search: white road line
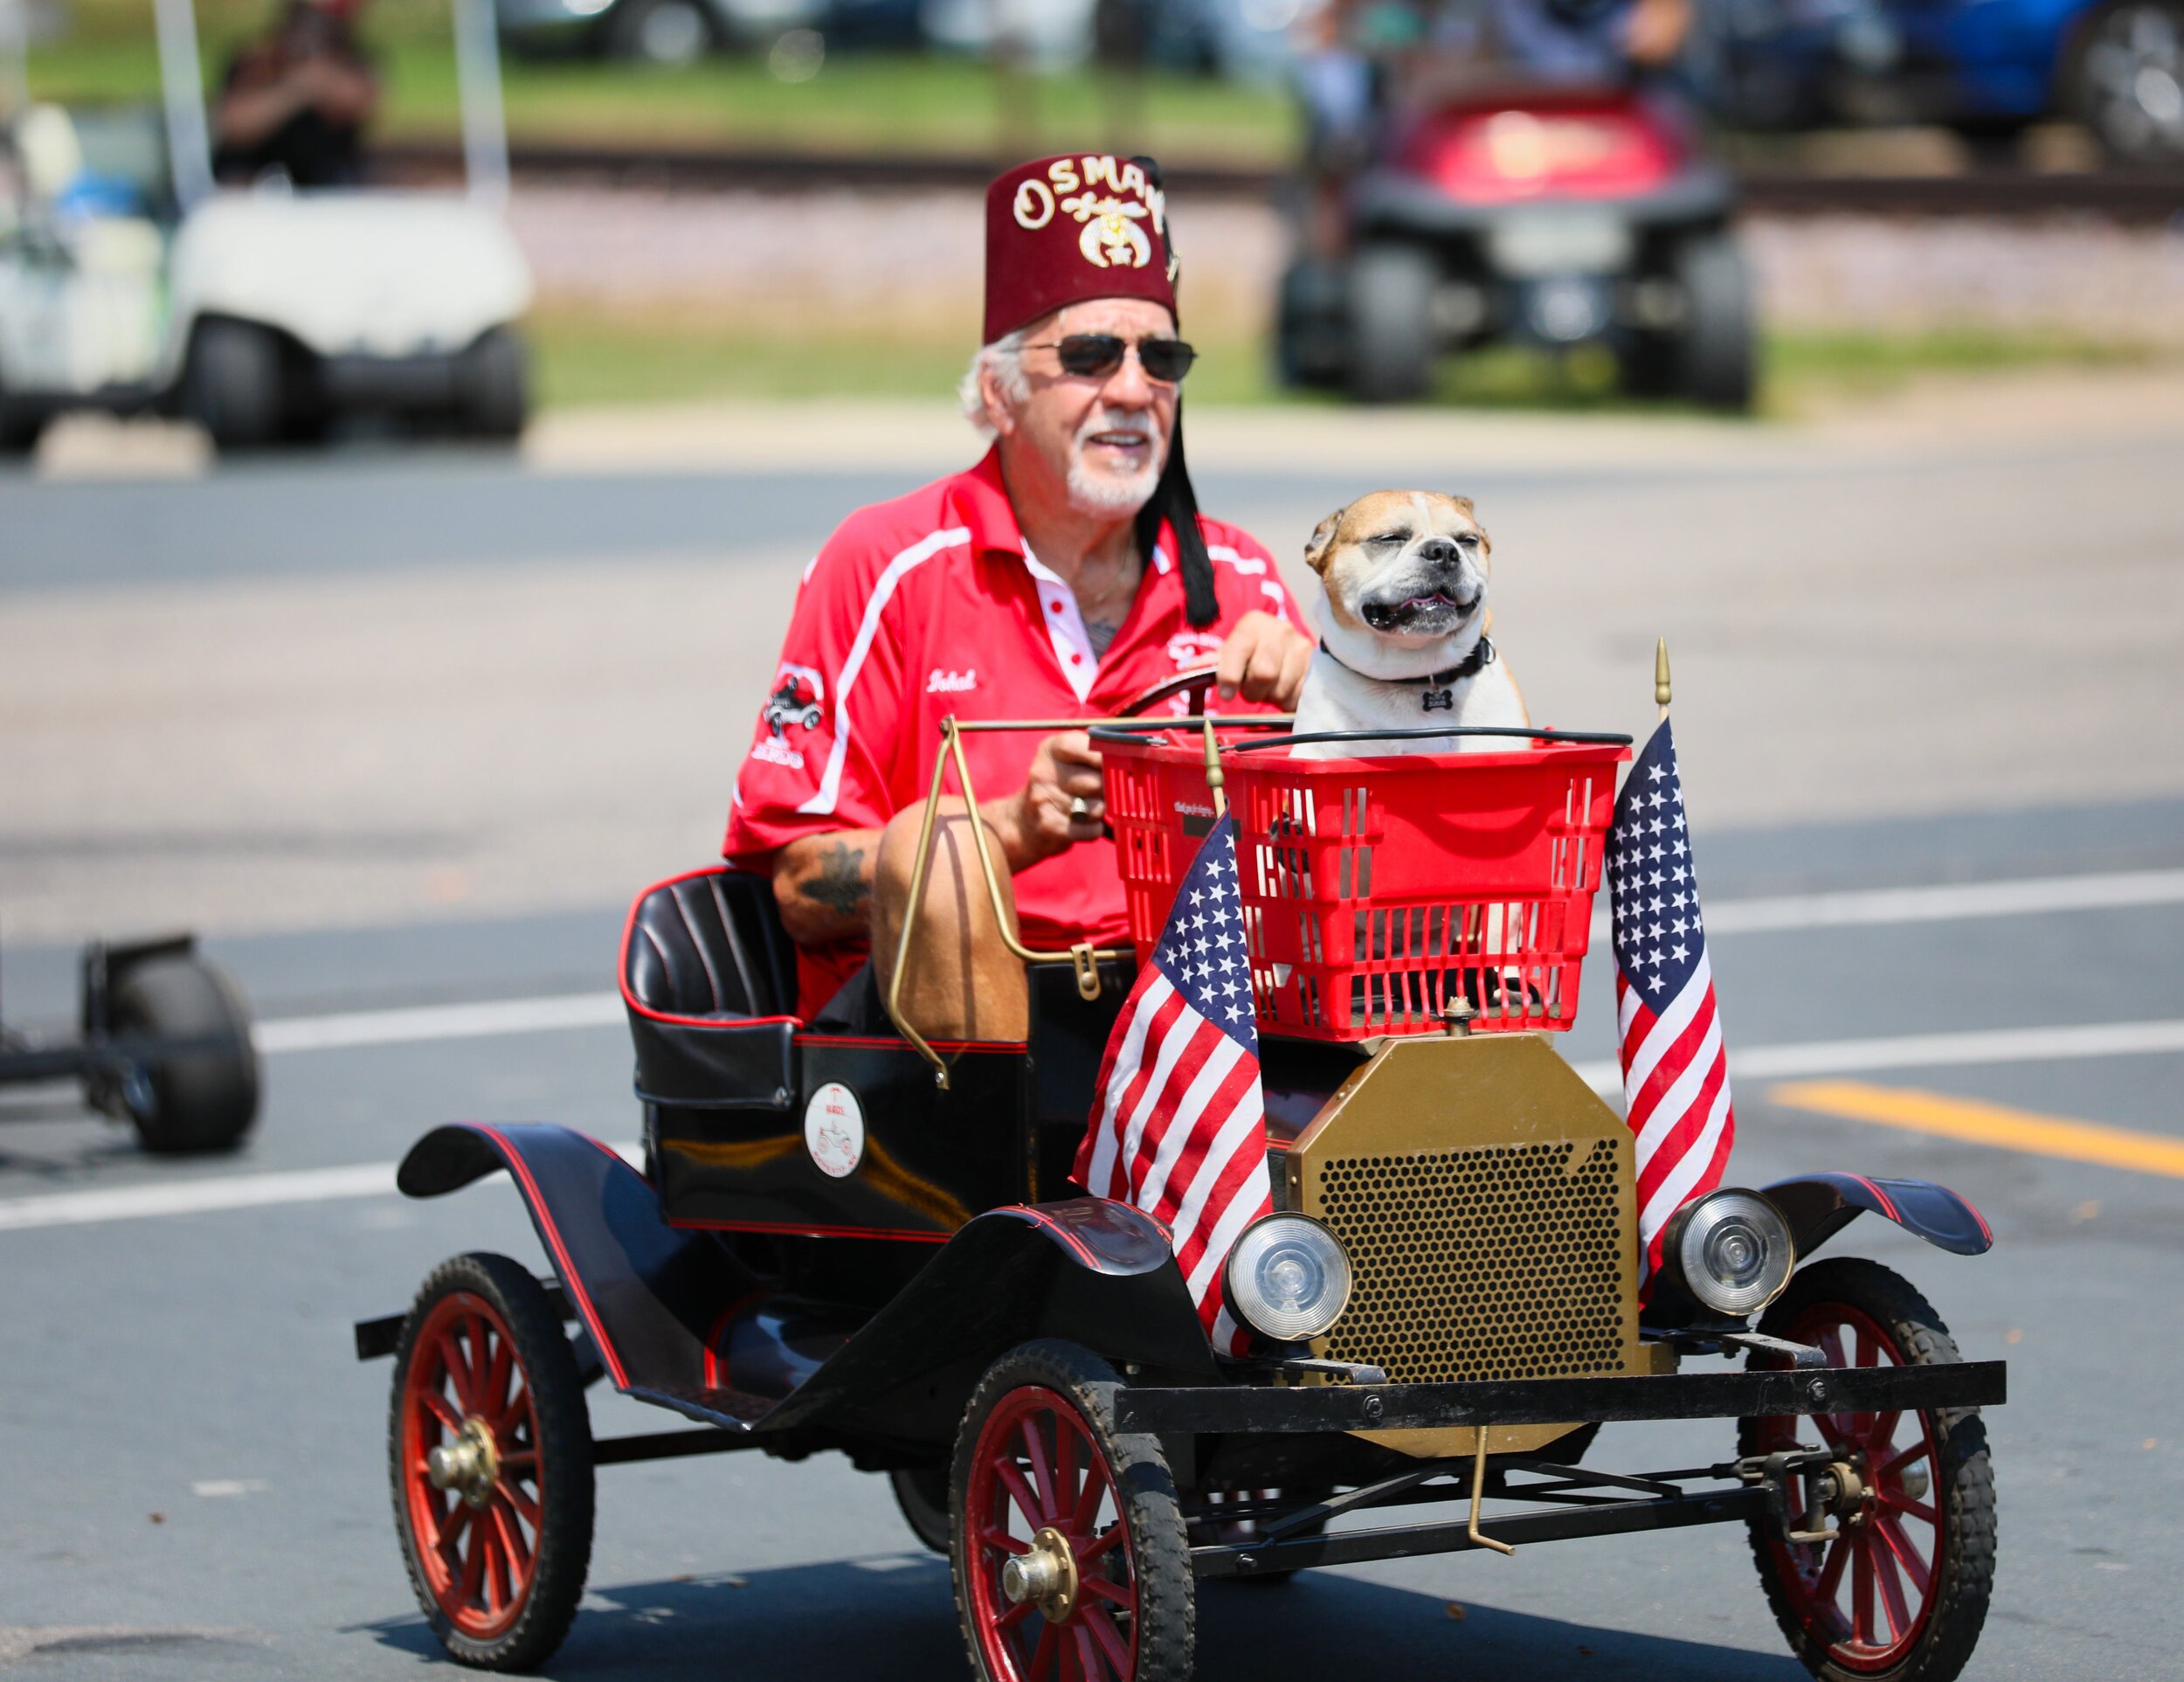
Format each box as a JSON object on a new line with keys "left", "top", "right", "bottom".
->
{"left": 1568, "top": 1018, "right": 2184, "bottom": 1096}
{"left": 0, "top": 1141, "right": 646, "bottom": 1235}
{"left": 252, "top": 991, "right": 623, "bottom": 1054}
{"left": 1591, "top": 866, "right": 2184, "bottom": 942}
{"left": 238, "top": 870, "right": 2184, "bottom": 1063}
{"left": 4, "top": 1022, "right": 2180, "bottom": 1235}
{"left": 0, "top": 1162, "right": 396, "bottom": 1232}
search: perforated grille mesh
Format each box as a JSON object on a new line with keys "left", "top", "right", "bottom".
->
{"left": 1312, "top": 1138, "right": 1631, "bottom": 1383}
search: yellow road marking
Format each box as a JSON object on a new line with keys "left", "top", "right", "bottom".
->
{"left": 1768, "top": 1080, "right": 2184, "bottom": 1181}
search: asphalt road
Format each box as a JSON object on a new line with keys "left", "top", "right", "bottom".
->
{"left": 2, "top": 419, "right": 2181, "bottom": 1679}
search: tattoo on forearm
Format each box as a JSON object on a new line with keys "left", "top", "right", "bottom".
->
{"left": 1087, "top": 618, "right": 1120, "bottom": 656}
{"left": 798, "top": 842, "right": 871, "bottom": 916}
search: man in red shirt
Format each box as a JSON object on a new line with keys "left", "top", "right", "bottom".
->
{"left": 724, "top": 154, "right": 1314, "bottom": 1020}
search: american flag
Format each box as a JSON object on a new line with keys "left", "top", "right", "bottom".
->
{"left": 1607, "top": 720, "right": 1736, "bottom": 1281}
{"left": 1075, "top": 815, "right": 1272, "bottom": 1355}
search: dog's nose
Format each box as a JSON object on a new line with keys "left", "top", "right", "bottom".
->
{"left": 1417, "top": 536, "right": 1460, "bottom": 567}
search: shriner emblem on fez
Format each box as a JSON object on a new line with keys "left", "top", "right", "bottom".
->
{"left": 1064, "top": 193, "right": 1151, "bottom": 269}
{"left": 1010, "top": 156, "right": 1163, "bottom": 273}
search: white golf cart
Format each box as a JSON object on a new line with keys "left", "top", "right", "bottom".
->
{"left": 0, "top": 0, "right": 531, "bottom": 453}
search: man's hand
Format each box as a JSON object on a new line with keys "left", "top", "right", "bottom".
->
{"left": 1213, "top": 610, "right": 1314, "bottom": 709}
{"left": 980, "top": 730, "right": 1105, "bottom": 871}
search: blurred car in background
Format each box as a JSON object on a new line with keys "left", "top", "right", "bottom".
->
{"left": 497, "top": 0, "right": 921, "bottom": 66}
{"left": 1280, "top": 85, "right": 1757, "bottom": 408}
{"left": 1, "top": 0, "right": 534, "bottom": 453}
{"left": 1697, "top": 0, "right": 2184, "bottom": 164}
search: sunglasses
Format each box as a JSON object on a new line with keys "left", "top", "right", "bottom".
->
{"left": 1028, "top": 333, "right": 1199, "bottom": 384}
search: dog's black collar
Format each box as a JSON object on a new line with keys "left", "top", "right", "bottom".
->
{"left": 1317, "top": 634, "right": 1495, "bottom": 713}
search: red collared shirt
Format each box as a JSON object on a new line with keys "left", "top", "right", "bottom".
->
{"left": 723, "top": 446, "right": 1309, "bottom": 1016}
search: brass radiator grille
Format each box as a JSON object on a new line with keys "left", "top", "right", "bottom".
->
{"left": 1310, "top": 1138, "right": 1630, "bottom": 1384}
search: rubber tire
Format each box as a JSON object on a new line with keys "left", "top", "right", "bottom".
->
{"left": 1615, "top": 329, "right": 1680, "bottom": 400}
{"left": 1275, "top": 256, "right": 1348, "bottom": 391}
{"left": 1738, "top": 1258, "right": 1997, "bottom": 1682}
{"left": 950, "top": 1339, "right": 1194, "bottom": 1682}
{"left": 1672, "top": 232, "right": 1758, "bottom": 412}
{"left": 605, "top": 0, "right": 714, "bottom": 64}
{"left": 891, "top": 1467, "right": 953, "bottom": 1555}
{"left": 112, "top": 956, "right": 259, "bottom": 1154}
{"left": 458, "top": 329, "right": 530, "bottom": 440}
{"left": 184, "top": 320, "right": 287, "bottom": 451}
{"left": 390, "top": 1253, "right": 596, "bottom": 1672}
{"left": 1345, "top": 243, "right": 1440, "bottom": 405}
{"left": 2066, "top": 0, "right": 2184, "bottom": 166}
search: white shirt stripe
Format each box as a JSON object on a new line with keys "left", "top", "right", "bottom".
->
{"left": 796, "top": 526, "right": 969, "bottom": 816}
{"left": 1022, "top": 545, "right": 1098, "bottom": 703}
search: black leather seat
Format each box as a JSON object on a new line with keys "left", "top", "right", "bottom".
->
{"left": 624, "top": 868, "right": 796, "bottom": 1023}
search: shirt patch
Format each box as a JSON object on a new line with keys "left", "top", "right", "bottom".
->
{"left": 750, "top": 737, "right": 806, "bottom": 771}
{"left": 1166, "top": 631, "right": 1222, "bottom": 669}
{"left": 926, "top": 668, "right": 978, "bottom": 695}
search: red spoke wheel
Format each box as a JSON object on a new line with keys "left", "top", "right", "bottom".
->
{"left": 950, "top": 1340, "right": 1193, "bottom": 1682}
{"left": 1739, "top": 1258, "right": 1996, "bottom": 1682}
{"left": 390, "top": 1252, "right": 594, "bottom": 1672}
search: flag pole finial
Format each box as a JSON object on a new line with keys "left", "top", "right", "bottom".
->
{"left": 1201, "top": 718, "right": 1227, "bottom": 818}
{"left": 1654, "top": 638, "right": 1672, "bottom": 721}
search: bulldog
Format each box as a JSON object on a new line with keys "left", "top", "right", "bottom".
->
{"left": 1291, "top": 490, "right": 1528, "bottom": 757}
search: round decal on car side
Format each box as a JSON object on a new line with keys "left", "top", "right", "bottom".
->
{"left": 804, "top": 1082, "right": 865, "bottom": 1179}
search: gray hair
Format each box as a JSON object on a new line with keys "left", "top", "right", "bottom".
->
{"left": 957, "top": 325, "right": 1033, "bottom": 435}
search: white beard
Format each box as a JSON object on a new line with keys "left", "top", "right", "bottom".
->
{"left": 1064, "top": 410, "right": 1164, "bottom": 516}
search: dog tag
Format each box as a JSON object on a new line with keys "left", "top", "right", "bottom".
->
{"left": 1422, "top": 689, "right": 1455, "bottom": 712}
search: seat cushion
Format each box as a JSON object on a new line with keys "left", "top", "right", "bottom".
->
{"left": 624, "top": 868, "right": 795, "bottom": 1023}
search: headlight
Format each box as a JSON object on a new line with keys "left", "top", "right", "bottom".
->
{"left": 1224, "top": 1215, "right": 1353, "bottom": 1342}
{"left": 1662, "top": 1189, "right": 1795, "bottom": 1317}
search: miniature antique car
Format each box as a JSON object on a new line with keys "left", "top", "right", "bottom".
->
{"left": 358, "top": 699, "right": 2002, "bottom": 1681}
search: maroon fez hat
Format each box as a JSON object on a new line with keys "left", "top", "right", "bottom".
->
{"left": 982, "top": 154, "right": 1217, "bottom": 629}
{"left": 983, "top": 153, "right": 1179, "bottom": 343}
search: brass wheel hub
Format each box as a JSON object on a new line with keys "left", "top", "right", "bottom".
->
{"left": 426, "top": 1416, "right": 501, "bottom": 1510}
{"left": 999, "top": 1526, "right": 1080, "bottom": 1624}
{"left": 1818, "top": 1458, "right": 1870, "bottom": 1528}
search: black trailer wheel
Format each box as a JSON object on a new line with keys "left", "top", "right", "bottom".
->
{"left": 1345, "top": 243, "right": 1439, "bottom": 404}
{"left": 1738, "top": 1258, "right": 1995, "bottom": 1682}
{"left": 1671, "top": 232, "right": 1758, "bottom": 412}
{"left": 112, "top": 956, "right": 259, "bottom": 1154}
{"left": 2069, "top": 0, "right": 2184, "bottom": 165}
{"left": 184, "top": 319, "right": 288, "bottom": 451}
{"left": 458, "top": 329, "right": 530, "bottom": 440}
{"left": 1275, "top": 257, "right": 1349, "bottom": 390}
{"left": 390, "top": 1252, "right": 595, "bottom": 1672}
{"left": 950, "top": 1339, "right": 1193, "bottom": 1682}
{"left": 891, "top": 1467, "right": 953, "bottom": 1555}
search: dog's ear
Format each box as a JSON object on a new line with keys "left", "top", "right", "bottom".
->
{"left": 1303, "top": 507, "right": 1346, "bottom": 575}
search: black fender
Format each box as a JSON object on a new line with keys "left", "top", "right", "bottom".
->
{"left": 1765, "top": 1172, "right": 1994, "bottom": 1261}
{"left": 757, "top": 1198, "right": 1217, "bottom": 1434}
{"left": 397, "top": 1123, "right": 759, "bottom": 1423}
{"left": 397, "top": 1125, "right": 1213, "bottom": 1437}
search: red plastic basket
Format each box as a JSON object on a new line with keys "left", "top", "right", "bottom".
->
{"left": 1102, "top": 733, "right": 1227, "bottom": 951}
{"left": 1226, "top": 741, "right": 1629, "bottom": 1040}
{"left": 1105, "top": 732, "right": 1629, "bottom": 1040}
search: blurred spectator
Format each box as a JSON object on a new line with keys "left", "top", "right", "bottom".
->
{"left": 1296, "top": 0, "right": 1690, "bottom": 169}
{"left": 211, "top": 0, "right": 380, "bottom": 188}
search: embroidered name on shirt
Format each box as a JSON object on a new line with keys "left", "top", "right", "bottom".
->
{"left": 926, "top": 668, "right": 978, "bottom": 694}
